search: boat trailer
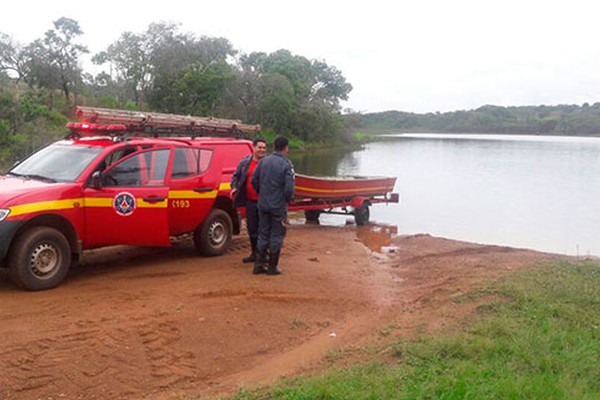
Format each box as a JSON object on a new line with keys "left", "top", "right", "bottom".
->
{"left": 289, "top": 192, "right": 399, "bottom": 225}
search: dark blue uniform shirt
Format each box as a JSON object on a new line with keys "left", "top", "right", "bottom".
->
{"left": 251, "top": 152, "right": 295, "bottom": 212}
{"left": 231, "top": 155, "right": 252, "bottom": 207}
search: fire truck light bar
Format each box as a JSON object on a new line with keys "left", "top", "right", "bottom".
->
{"left": 66, "top": 122, "right": 127, "bottom": 135}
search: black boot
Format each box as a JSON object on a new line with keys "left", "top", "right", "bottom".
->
{"left": 266, "top": 250, "right": 282, "bottom": 275}
{"left": 252, "top": 252, "right": 267, "bottom": 274}
{"left": 243, "top": 252, "right": 256, "bottom": 263}
{"left": 243, "top": 238, "right": 257, "bottom": 263}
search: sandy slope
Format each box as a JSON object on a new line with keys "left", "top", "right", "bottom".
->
{"left": 0, "top": 223, "right": 564, "bottom": 400}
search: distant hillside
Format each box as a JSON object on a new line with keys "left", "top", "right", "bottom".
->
{"left": 352, "top": 104, "right": 600, "bottom": 135}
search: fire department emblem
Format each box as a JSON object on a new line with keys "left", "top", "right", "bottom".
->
{"left": 113, "top": 192, "right": 136, "bottom": 216}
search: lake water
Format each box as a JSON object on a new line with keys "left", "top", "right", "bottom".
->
{"left": 290, "top": 134, "right": 600, "bottom": 256}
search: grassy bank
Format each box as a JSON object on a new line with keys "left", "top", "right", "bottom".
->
{"left": 225, "top": 261, "right": 600, "bottom": 399}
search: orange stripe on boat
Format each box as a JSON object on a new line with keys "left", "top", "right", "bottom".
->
{"left": 295, "top": 186, "right": 392, "bottom": 193}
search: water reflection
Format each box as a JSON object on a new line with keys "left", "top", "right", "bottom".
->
{"left": 356, "top": 223, "right": 398, "bottom": 252}
{"left": 288, "top": 208, "right": 399, "bottom": 253}
{"left": 289, "top": 147, "right": 359, "bottom": 176}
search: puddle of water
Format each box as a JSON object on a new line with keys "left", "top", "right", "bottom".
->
{"left": 289, "top": 211, "right": 398, "bottom": 253}
{"left": 356, "top": 224, "right": 398, "bottom": 252}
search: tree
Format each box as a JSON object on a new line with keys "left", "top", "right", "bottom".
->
{"left": 0, "top": 33, "right": 30, "bottom": 84}
{"left": 222, "top": 52, "right": 268, "bottom": 122}
{"left": 256, "top": 73, "right": 297, "bottom": 134}
{"left": 146, "top": 26, "right": 236, "bottom": 114}
{"left": 25, "top": 18, "right": 88, "bottom": 103}
{"left": 228, "top": 49, "right": 352, "bottom": 140}
{"left": 95, "top": 22, "right": 237, "bottom": 114}
{"left": 92, "top": 31, "right": 153, "bottom": 106}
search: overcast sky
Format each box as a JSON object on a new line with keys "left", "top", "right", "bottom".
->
{"left": 2, "top": 0, "right": 599, "bottom": 113}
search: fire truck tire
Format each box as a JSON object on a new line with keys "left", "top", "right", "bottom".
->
{"left": 194, "top": 209, "right": 233, "bottom": 256}
{"left": 304, "top": 210, "right": 321, "bottom": 223}
{"left": 8, "top": 227, "right": 71, "bottom": 291}
{"left": 354, "top": 203, "right": 370, "bottom": 226}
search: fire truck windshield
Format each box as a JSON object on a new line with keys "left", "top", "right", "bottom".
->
{"left": 9, "top": 143, "right": 103, "bottom": 183}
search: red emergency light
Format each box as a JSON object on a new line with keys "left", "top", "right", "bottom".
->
{"left": 66, "top": 122, "right": 128, "bottom": 137}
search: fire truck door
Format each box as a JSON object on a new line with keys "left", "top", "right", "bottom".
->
{"left": 167, "top": 147, "right": 218, "bottom": 235}
{"left": 83, "top": 148, "right": 171, "bottom": 248}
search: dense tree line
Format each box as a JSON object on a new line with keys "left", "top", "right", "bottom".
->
{"left": 0, "top": 18, "right": 353, "bottom": 168}
{"left": 352, "top": 104, "right": 600, "bottom": 135}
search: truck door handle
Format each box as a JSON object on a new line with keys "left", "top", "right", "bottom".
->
{"left": 194, "top": 187, "right": 213, "bottom": 193}
{"left": 142, "top": 196, "right": 166, "bottom": 203}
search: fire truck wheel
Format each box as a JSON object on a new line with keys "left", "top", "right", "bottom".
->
{"left": 194, "top": 209, "right": 233, "bottom": 256}
{"left": 354, "top": 203, "right": 370, "bottom": 226}
{"left": 304, "top": 210, "right": 321, "bottom": 223}
{"left": 8, "top": 227, "right": 71, "bottom": 291}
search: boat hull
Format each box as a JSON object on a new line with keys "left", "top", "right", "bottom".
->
{"left": 294, "top": 174, "right": 396, "bottom": 199}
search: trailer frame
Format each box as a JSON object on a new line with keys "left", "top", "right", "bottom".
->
{"left": 289, "top": 192, "right": 399, "bottom": 225}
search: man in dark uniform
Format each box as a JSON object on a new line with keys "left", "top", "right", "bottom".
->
{"left": 231, "top": 138, "right": 267, "bottom": 263}
{"left": 251, "top": 136, "right": 295, "bottom": 275}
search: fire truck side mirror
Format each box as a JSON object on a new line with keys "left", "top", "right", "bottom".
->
{"left": 91, "top": 171, "right": 103, "bottom": 189}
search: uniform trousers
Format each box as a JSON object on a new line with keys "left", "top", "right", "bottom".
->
{"left": 257, "top": 209, "right": 287, "bottom": 254}
{"left": 246, "top": 200, "right": 259, "bottom": 245}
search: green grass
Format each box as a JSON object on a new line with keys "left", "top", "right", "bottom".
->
{"left": 353, "top": 131, "right": 373, "bottom": 141}
{"left": 352, "top": 131, "right": 392, "bottom": 143}
{"left": 222, "top": 261, "right": 600, "bottom": 400}
{"left": 258, "top": 130, "right": 306, "bottom": 151}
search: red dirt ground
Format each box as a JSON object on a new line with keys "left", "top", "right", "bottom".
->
{"left": 0, "top": 221, "right": 566, "bottom": 400}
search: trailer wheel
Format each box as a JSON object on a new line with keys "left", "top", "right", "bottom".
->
{"left": 304, "top": 210, "right": 321, "bottom": 223}
{"left": 354, "top": 203, "right": 370, "bottom": 226}
{"left": 194, "top": 209, "right": 233, "bottom": 256}
{"left": 8, "top": 227, "right": 71, "bottom": 291}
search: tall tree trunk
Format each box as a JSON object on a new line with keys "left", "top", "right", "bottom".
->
{"left": 63, "top": 82, "right": 70, "bottom": 102}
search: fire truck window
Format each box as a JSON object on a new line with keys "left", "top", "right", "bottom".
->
{"left": 104, "top": 146, "right": 137, "bottom": 169}
{"left": 104, "top": 149, "right": 169, "bottom": 187}
{"left": 172, "top": 148, "right": 201, "bottom": 178}
{"left": 199, "top": 149, "right": 213, "bottom": 173}
{"left": 12, "top": 143, "right": 103, "bottom": 183}
{"left": 148, "top": 149, "right": 169, "bottom": 183}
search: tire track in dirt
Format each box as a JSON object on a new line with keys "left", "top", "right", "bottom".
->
{"left": 137, "top": 320, "right": 197, "bottom": 388}
{"left": 1, "top": 328, "right": 109, "bottom": 395}
{"left": 192, "top": 289, "right": 333, "bottom": 303}
{"left": 0, "top": 312, "right": 205, "bottom": 397}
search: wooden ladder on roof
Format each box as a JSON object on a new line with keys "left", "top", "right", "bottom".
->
{"left": 75, "top": 106, "right": 261, "bottom": 138}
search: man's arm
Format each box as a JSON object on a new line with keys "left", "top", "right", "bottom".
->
{"left": 231, "top": 156, "right": 250, "bottom": 198}
{"left": 283, "top": 163, "right": 295, "bottom": 202}
{"left": 231, "top": 158, "right": 245, "bottom": 190}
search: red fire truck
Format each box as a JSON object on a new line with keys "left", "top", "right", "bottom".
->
{"left": 0, "top": 107, "right": 259, "bottom": 291}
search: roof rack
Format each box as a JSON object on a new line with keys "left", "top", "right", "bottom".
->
{"left": 70, "top": 106, "right": 261, "bottom": 139}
